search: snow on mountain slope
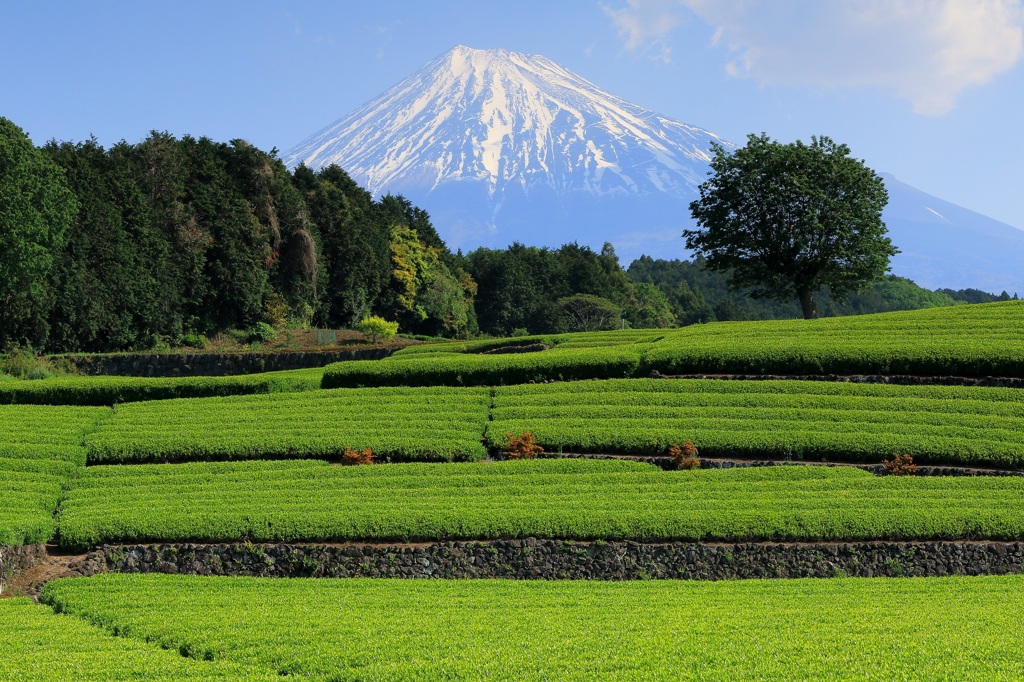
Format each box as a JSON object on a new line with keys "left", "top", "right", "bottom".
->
{"left": 284, "top": 46, "right": 728, "bottom": 199}
{"left": 284, "top": 45, "right": 1024, "bottom": 294}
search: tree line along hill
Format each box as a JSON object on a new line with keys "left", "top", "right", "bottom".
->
{"left": 0, "top": 117, "right": 1014, "bottom": 354}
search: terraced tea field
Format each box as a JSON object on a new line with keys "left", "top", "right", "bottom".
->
{"left": 489, "top": 379, "right": 1024, "bottom": 466}
{"left": 56, "top": 460, "right": 1024, "bottom": 548}
{"left": 324, "top": 300, "right": 1024, "bottom": 387}
{"left": 35, "top": 574, "right": 1024, "bottom": 681}
{"left": 85, "top": 386, "right": 491, "bottom": 463}
{"left": 4, "top": 301, "right": 1024, "bottom": 680}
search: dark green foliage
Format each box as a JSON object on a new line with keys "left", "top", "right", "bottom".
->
{"left": 9, "top": 126, "right": 464, "bottom": 352}
{"left": 686, "top": 134, "right": 897, "bottom": 319}
{"left": 628, "top": 256, "right": 960, "bottom": 324}
{"left": 292, "top": 163, "right": 387, "bottom": 328}
{"left": 40, "top": 134, "right": 306, "bottom": 349}
{"left": 937, "top": 288, "right": 1017, "bottom": 304}
{"left": 0, "top": 118, "right": 77, "bottom": 349}
{"left": 557, "top": 294, "right": 621, "bottom": 332}
{"left": 622, "top": 282, "right": 676, "bottom": 329}
{"left": 462, "top": 241, "right": 645, "bottom": 336}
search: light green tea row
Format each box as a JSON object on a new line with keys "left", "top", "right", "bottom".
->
{"left": 57, "top": 459, "right": 1024, "bottom": 549}
{"left": 0, "top": 458, "right": 75, "bottom": 545}
{"left": 85, "top": 386, "right": 492, "bottom": 463}
{"left": 0, "top": 367, "right": 323, "bottom": 406}
{"left": 323, "top": 300, "right": 1024, "bottom": 387}
{"left": 40, "top": 573, "right": 1024, "bottom": 681}
{"left": 488, "top": 379, "right": 1024, "bottom": 466}
{"left": 0, "top": 598, "right": 276, "bottom": 681}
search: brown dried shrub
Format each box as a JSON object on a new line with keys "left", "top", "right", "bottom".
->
{"left": 341, "top": 447, "right": 374, "bottom": 466}
{"left": 882, "top": 453, "right": 918, "bottom": 476}
{"left": 503, "top": 432, "right": 543, "bottom": 459}
{"left": 669, "top": 441, "right": 700, "bottom": 470}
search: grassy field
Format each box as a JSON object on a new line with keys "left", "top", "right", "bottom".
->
{"left": 57, "top": 460, "right": 1024, "bottom": 548}
{"left": 38, "top": 573, "right": 1024, "bottom": 681}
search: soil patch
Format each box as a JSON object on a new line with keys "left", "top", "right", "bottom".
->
{"left": 2, "top": 546, "right": 91, "bottom": 600}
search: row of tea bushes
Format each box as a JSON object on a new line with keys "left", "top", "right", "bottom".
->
{"left": 487, "top": 379, "right": 1024, "bottom": 466}
{"left": 39, "top": 572, "right": 1024, "bottom": 680}
{"left": 0, "top": 458, "right": 75, "bottom": 545}
{"left": 0, "top": 597, "right": 275, "bottom": 680}
{"left": 322, "top": 344, "right": 645, "bottom": 388}
{"left": 644, "top": 301, "right": 1024, "bottom": 377}
{"left": 322, "top": 301, "right": 1024, "bottom": 388}
{"left": 0, "top": 404, "right": 110, "bottom": 465}
{"left": 0, "top": 368, "right": 324, "bottom": 406}
{"left": 57, "top": 460, "right": 1024, "bottom": 549}
{"left": 84, "top": 387, "right": 492, "bottom": 464}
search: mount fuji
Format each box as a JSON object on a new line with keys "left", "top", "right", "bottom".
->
{"left": 284, "top": 45, "right": 1024, "bottom": 294}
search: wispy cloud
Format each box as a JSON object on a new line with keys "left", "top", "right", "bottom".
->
{"left": 605, "top": 0, "right": 1024, "bottom": 114}
{"left": 602, "top": 0, "right": 685, "bottom": 62}
{"left": 373, "top": 20, "right": 402, "bottom": 60}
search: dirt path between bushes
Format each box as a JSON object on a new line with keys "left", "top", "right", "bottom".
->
{"left": 2, "top": 546, "right": 89, "bottom": 600}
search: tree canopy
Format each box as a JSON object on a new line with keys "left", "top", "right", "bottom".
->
{"left": 685, "top": 134, "right": 898, "bottom": 319}
{"left": 0, "top": 118, "right": 77, "bottom": 348}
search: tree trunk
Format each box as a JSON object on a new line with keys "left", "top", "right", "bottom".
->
{"left": 797, "top": 287, "right": 818, "bottom": 319}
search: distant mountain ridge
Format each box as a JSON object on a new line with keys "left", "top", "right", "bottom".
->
{"left": 285, "top": 45, "right": 1024, "bottom": 295}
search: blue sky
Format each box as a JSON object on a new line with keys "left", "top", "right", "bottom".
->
{"left": 4, "top": 0, "right": 1023, "bottom": 231}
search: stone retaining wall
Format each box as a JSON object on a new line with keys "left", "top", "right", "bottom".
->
{"left": 61, "top": 347, "right": 396, "bottom": 377}
{"left": 85, "top": 539, "right": 1024, "bottom": 581}
{"left": 0, "top": 545, "right": 47, "bottom": 578}
{"left": 548, "top": 453, "right": 1023, "bottom": 476}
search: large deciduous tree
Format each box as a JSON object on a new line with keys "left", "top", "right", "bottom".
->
{"left": 685, "top": 134, "right": 897, "bottom": 319}
{"left": 0, "top": 118, "right": 77, "bottom": 348}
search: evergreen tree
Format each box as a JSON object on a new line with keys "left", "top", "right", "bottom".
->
{"left": 0, "top": 118, "right": 77, "bottom": 348}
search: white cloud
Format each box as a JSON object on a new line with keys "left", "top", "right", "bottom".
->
{"left": 606, "top": 0, "right": 1024, "bottom": 114}
{"left": 602, "top": 0, "right": 686, "bottom": 61}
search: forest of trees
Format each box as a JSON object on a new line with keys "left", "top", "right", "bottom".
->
{"left": 1, "top": 118, "right": 477, "bottom": 351}
{"left": 1, "top": 117, "right": 1013, "bottom": 353}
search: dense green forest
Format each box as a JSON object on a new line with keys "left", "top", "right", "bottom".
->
{"left": 1, "top": 117, "right": 1012, "bottom": 352}
{"left": 2, "top": 118, "right": 477, "bottom": 351}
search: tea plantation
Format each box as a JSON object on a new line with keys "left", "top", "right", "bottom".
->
{"left": 3, "top": 301, "right": 1024, "bottom": 679}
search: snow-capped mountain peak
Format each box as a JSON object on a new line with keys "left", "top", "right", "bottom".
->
{"left": 284, "top": 45, "right": 729, "bottom": 199}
